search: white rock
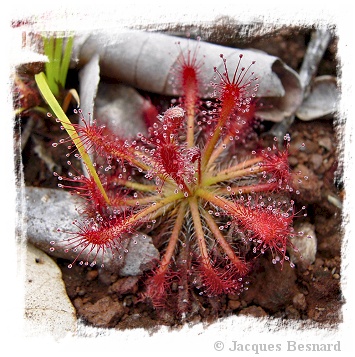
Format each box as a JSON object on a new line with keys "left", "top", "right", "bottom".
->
{"left": 296, "top": 75, "right": 339, "bottom": 121}
{"left": 24, "top": 243, "right": 77, "bottom": 339}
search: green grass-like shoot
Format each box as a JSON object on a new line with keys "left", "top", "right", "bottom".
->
{"left": 42, "top": 34, "right": 74, "bottom": 97}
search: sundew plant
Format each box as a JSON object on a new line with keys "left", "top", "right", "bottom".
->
{"left": 35, "top": 39, "right": 306, "bottom": 314}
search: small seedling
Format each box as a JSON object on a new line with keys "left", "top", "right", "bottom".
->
{"left": 14, "top": 33, "right": 77, "bottom": 117}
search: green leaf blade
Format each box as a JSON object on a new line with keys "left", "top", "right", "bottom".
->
{"left": 34, "top": 72, "right": 110, "bottom": 205}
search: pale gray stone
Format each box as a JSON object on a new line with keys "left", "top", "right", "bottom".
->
{"left": 22, "top": 186, "right": 159, "bottom": 275}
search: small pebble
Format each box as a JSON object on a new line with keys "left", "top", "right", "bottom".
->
{"left": 288, "top": 156, "right": 299, "bottom": 166}
{"left": 238, "top": 305, "right": 267, "bottom": 318}
{"left": 310, "top": 153, "right": 323, "bottom": 170}
{"left": 290, "top": 222, "right": 317, "bottom": 269}
{"left": 292, "top": 292, "right": 307, "bottom": 311}
{"left": 228, "top": 300, "right": 241, "bottom": 310}
{"left": 87, "top": 270, "right": 99, "bottom": 281}
{"left": 318, "top": 136, "right": 332, "bottom": 151}
{"left": 285, "top": 305, "right": 300, "bottom": 319}
{"left": 109, "top": 276, "right": 139, "bottom": 295}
